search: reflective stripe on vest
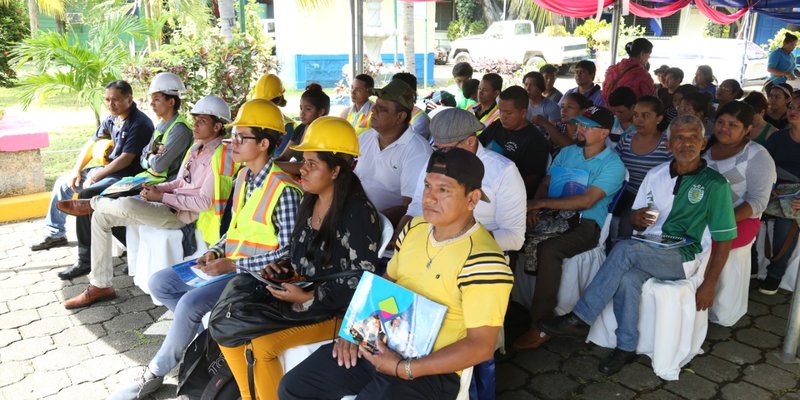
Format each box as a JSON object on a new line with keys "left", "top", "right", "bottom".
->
{"left": 347, "top": 110, "right": 371, "bottom": 135}
{"left": 473, "top": 104, "right": 500, "bottom": 135}
{"left": 224, "top": 163, "right": 301, "bottom": 259}
{"left": 196, "top": 142, "right": 239, "bottom": 245}
{"left": 137, "top": 115, "right": 189, "bottom": 182}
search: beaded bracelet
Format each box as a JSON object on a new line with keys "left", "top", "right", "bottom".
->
{"left": 404, "top": 358, "right": 414, "bottom": 380}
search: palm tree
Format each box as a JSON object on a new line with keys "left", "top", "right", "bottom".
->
{"left": 12, "top": 16, "right": 147, "bottom": 126}
{"left": 0, "top": 0, "right": 64, "bottom": 34}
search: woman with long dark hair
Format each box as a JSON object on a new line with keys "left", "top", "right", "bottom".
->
{"left": 218, "top": 116, "right": 382, "bottom": 400}
{"left": 704, "top": 101, "right": 776, "bottom": 260}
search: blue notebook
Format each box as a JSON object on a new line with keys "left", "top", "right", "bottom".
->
{"left": 172, "top": 259, "right": 235, "bottom": 288}
{"left": 339, "top": 272, "right": 447, "bottom": 359}
{"left": 548, "top": 166, "right": 590, "bottom": 198}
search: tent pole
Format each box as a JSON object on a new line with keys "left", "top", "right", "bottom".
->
{"left": 351, "top": 0, "right": 357, "bottom": 83}
{"left": 609, "top": 0, "right": 621, "bottom": 66}
{"left": 739, "top": 9, "right": 752, "bottom": 85}
{"left": 357, "top": 0, "right": 364, "bottom": 75}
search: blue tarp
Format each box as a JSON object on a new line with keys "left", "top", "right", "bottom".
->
{"left": 707, "top": 0, "right": 800, "bottom": 24}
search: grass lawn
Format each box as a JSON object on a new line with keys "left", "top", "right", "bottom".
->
{"left": 0, "top": 84, "right": 311, "bottom": 190}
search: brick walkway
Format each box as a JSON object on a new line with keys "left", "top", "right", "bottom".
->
{"left": 2, "top": 218, "right": 800, "bottom": 399}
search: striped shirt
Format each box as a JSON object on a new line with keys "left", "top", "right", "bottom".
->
{"left": 208, "top": 161, "right": 300, "bottom": 272}
{"left": 615, "top": 132, "right": 672, "bottom": 194}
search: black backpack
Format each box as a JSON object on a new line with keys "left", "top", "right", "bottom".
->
{"left": 176, "top": 329, "right": 240, "bottom": 400}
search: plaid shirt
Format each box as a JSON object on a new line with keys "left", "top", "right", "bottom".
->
{"left": 209, "top": 161, "right": 300, "bottom": 272}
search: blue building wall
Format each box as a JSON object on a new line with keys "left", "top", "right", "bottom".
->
{"left": 294, "top": 53, "right": 435, "bottom": 89}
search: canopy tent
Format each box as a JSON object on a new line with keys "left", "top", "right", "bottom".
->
{"left": 533, "top": 0, "right": 798, "bottom": 23}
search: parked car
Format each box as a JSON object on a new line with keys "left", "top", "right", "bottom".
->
{"left": 644, "top": 37, "right": 768, "bottom": 86}
{"left": 448, "top": 20, "right": 589, "bottom": 69}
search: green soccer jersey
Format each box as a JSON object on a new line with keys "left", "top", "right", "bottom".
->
{"left": 634, "top": 161, "right": 737, "bottom": 262}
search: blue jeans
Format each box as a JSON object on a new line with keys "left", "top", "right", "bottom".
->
{"left": 44, "top": 167, "right": 118, "bottom": 238}
{"left": 147, "top": 267, "right": 233, "bottom": 376}
{"left": 766, "top": 218, "right": 799, "bottom": 281}
{"left": 573, "top": 240, "right": 686, "bottom": 351}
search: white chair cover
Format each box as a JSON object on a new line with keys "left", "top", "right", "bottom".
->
{"left": 376, "top": 213, "right": 393, "bottom": 259}
{"left": 709, "top": 239, "right": 756, "bottom": 327}
{"left": 586, "top": 249, "right": 711, "bottom": 381}
{"left": 127, "top": 225, "right": 208, "bottom": 304}
{"left": 756, "top": 220, "right": 800, "bottom": 291}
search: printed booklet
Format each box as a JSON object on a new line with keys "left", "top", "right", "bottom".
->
{"left": 339, "top": 272, "right": 447, "bottom": 359}
{"left": 548, "top": 166, "right": 590, "bottom": 198}
{"left": 172, "top": 259, "right": 235, "bottom": 288}
{"left": 100, "top": 176, "right": 149, "bottom": 197}
{"left": 632, "top": 233, "right": 693, "bottom": 249}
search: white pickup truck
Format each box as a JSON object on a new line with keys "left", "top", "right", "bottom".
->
{"left": 448, "top": 20, "right": 588, "bottom": 70}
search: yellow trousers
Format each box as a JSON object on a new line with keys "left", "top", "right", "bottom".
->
{"left": 219, "top": 318, "right": 340, "bottom": 400}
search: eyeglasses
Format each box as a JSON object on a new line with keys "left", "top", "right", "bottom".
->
{"left": 231, "top": 132, "right": 259, "bottom": 145}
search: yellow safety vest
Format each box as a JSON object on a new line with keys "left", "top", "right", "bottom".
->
{"left": 137, "top": 115, "right": 190, "bottom": 183}
{"left": 472, "top": 103, "right": 500, "bottom": 136}
{"left": 410, "top": 108, "right": 426, "bottom": 125}
{"left": 346, "top": 102, "right": 373, "bottom": 136}
{"left": 196, "top": 142, "right": 239, "bottom": 245}
{"left": 224, "top": 163, "right": 301, "bottom": 260}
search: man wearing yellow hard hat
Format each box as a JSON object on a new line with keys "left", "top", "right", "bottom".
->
{"left": 32, "top": 80, "right": 154, "bottom": 280}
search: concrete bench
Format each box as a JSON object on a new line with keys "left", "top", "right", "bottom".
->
{"left": 0, "top": 110, "right": 50, "bottom": 222}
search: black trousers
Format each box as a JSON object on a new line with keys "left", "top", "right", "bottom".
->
{"left": 75, "top": 179, "right": 119, "bottom": 262}
{"left": 278, "top": 343, "right": 460, "bottom": 400}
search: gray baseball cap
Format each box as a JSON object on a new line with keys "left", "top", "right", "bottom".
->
{"left": 430, "top": 107, "right": 484, "bottom": 144}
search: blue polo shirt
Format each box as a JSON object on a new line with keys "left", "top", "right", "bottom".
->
{"left": 549, "top": 144, "right": 625, "bottom": 227}
{"left": 768, "top": 48, "right": 796, "bottom": 85}
{"left": 92, "top": 102, "right": 155, "bottom": 178}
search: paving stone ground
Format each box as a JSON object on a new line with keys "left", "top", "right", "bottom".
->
{"left": 2, "top": 218, "right": 800, "bottom": 399}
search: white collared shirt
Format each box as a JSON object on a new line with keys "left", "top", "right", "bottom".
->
{"left": 406, "top": 143, "right": 527, "bottom": 251}
{"left": 355, "top": 126, "right": 433, "bottom": 212}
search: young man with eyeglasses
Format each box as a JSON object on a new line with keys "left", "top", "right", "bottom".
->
{"left": 108, "top": 99, "right": 301, "bottom": 400}
{"left": 62, "top": 95, "right": 237, "bottom": 309}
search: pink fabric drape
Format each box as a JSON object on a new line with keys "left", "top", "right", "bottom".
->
{"left": 533, "top": 0, "right": 615, "bottom": 18}
{"left": 694, "top": 0, "right": 750, "bottom": 24}
{"left": 533, "top": 0, "right": 749, "bottom": 25}
{"left": 629, "top": 0, "right": 691, "bottom": 18}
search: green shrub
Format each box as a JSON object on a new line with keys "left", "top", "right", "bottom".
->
{"left": 0, "top": 0, "right": 29, "bottom": 87}
{"left": 542, "top": 25, "right": 569, "bottom": 37}
{"left": 447, "top": 19, "right": 487, "bottom": 42}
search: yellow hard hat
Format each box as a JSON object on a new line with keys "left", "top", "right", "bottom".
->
{"left": 91, "top": 139, "right": 113, "bottom": 165}
{"left": 252, "top": 74, "right": 285, "bottom": 101}
{"left": 229, "top": 99, "right": 286, "bottom": 134}
{"left": 291, "top": 116, "right": 359, "bottom": 156}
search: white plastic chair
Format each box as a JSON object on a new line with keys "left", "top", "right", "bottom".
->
{"left": 756, "top": 219, "right": 800, "bottom": 291}
{"left": 709, "top": 238, "right": 756, "bottom": 327}
{"left": 586, "top": 248, "right": 712, "bottom": 381}
{"left": 127, "top": 225, "right": 208, "bottom": 304}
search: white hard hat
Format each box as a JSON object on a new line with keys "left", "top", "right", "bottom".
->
{"left": 191, "top": 95, "right": 232, "bottom": 123}
{"left": 148, "top": 72, "right": 186, "bottom": 96}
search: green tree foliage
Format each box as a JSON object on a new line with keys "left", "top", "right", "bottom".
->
{"left": 574, "top": 19, "right": 645, "bottom": 53}
{"left": 542, "top": 25, "right": 568, "bottom": 37}
{"left": 124, "top": 1, "right": 277, "bottom": 117}
{"left": 0, "top": 0, "right": 29, "bottom": 87}
{"left": 767, "top": 28, "right": 800, "bottom": 52}
{"left": 12, "top": 16, "right": 147, "bottom": 125}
